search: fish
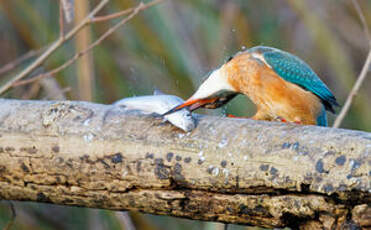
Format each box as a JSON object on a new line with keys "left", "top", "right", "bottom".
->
{"left": 113, "top": 90, "right": 196, "bottom": 132}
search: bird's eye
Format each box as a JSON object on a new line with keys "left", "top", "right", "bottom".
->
{"left": 227, "top": 56, "right": 233, "bottom": 62}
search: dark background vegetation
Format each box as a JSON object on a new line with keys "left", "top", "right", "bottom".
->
{"left": 0, "top": 0, "right": 370, "bottom": 229}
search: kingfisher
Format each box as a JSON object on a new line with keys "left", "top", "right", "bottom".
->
{"left": 163, "top": 46, "right": 338, "bottom": 126}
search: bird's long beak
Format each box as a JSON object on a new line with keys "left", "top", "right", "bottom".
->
{"left": 163, "top": 67, "right": 236, "bottom": 116}
{"left": 162, "top": 97, "right": 218, "bottom": 116}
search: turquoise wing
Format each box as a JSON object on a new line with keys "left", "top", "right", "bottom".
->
{"left": 251, "top": 46, "right": 338, "bottom": 113}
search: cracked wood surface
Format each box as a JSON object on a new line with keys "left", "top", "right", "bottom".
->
{"left": 0, "top": 99, "right": 369, "bottom": 229}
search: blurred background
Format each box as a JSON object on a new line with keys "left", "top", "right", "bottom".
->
{"left": 0, "top": 0, "right": 370, "bottom": 229}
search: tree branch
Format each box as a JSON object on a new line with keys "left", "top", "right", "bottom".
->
{"left": 0, "top": 99, "right": 369, "bottom": 229}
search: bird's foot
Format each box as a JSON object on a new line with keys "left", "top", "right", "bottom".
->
{"left": 275, "top": 116, "right": 302, "bottom": 125}
{"left": 226, "top": 114, "right": 249, "bottom": 119}
{"left": 226, "top": 114, "right": 237, "bottom": 118}
{"left": 292, "top": 117, "right": 303, "bottom": 125}
{"left": 276, "top": 116, "right": 287, "bottom": 123}
{"left": 293, "top": 120, "right": 302, "bottom": 125}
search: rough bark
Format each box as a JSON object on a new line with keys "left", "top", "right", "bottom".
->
{"left": 0, "top": 99, "right": 369, "bottom": 229}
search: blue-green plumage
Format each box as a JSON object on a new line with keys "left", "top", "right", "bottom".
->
{"left": 316, "top": 105, "right": 328, "bottom": 126}
{"left": 248, "top": 46, "right": 339, "bottom": 116}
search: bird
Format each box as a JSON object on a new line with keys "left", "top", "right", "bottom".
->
{"left": 163, "top": 46, "right": 339, "bottom": 126}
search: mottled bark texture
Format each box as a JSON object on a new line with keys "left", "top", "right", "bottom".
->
{"left": 0, "top": 99, "right": 369, "bottom": 229}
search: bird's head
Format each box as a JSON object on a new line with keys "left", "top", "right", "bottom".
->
{"left": 163, "top": 61, "right": 241, "bottom": 116}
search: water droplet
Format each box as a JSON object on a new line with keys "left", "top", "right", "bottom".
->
{"left": 222, "top": 168, "right": 229, "bottom": 177}
{"left": 83, "top": 119, "right": 91, "bottom": 126}
{"left": 218, "top": 138, "right": 228, "bottom": 148}
{"left": 83, "top": 133, "right": 94, "bottom": 143}
{"left": 212, "top": 167, "right": 219, "bottom": 176}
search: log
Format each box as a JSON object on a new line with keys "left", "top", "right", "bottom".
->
{"left": 0, "top": 99, "right": 369, "bottom": 229}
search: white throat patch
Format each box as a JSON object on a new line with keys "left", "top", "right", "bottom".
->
{"left": 190, "top": 68, "right": 235, "bottom": 100}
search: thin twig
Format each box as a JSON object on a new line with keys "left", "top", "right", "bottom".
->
{"left": 333, "top": 50, "right": 371, "bottom": 128}
{"left": 91, "top": 0, "right": 162, "bottom": 23}
{"left": 59, "top": 0, "right": 65, "bottom": 38}
{"left": 332, "top": 0, "right": 371, "bottom": 128}
{"left": 92, "top": 7, "right": 133, "bottom": 23}
{"left": 0, "top": 47, "right": 47, "bottom": 76}
{"left": 351, "top": 0, "right": 371, "bottom": 46}
{"left": 0, "top": 1, "right": 140, "bottom": 79}
{"left": 0, "top": 0, "right": 110, "bottom": 95}
{"left": 3, "top": 201, "right": 16, "bottom": 230}
{"left": 13, "top": 0, "right": 164, "bottom": 87}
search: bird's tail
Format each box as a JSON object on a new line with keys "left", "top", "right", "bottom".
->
{"left": 316, "top": 105, "right": 328, "bottom": 127}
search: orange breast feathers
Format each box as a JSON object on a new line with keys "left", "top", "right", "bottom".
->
{"left": 223, "top": 52, "right": 323, "bottom": 125}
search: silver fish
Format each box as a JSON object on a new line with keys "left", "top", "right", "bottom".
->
{"left": 113, "top": 91, "right": 196, "bottom": 132}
